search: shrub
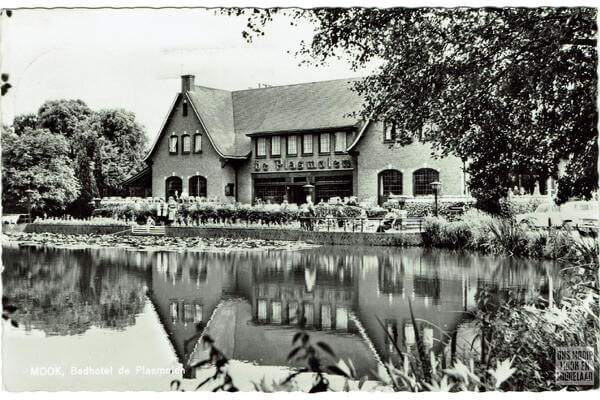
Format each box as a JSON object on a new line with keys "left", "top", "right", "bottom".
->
{"left": 33, "top": 217, "right": 128, "bottom": 226}
{"left": 443, "top": 220, "right": 472, "bottom": 248}
{"left": 422, "top": 217, "right": 444, "bottom": 247}
{"left": 422, "top": 210, "right": 584, "bottom": 260}
{"left": 498, "top": 196, "right": 547, "bottom": 217}
{"left": 340, "top": 205, "right": 363, "bottom": 218}
{"left": 474, "top": 258, "right": 598, "bottom": 391}
{"left": 542, "top": 229, "right": 575, "bottom": 259}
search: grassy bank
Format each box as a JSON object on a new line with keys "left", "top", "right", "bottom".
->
{"left": 421, "top": 210, "right": 581, "bottom": 259}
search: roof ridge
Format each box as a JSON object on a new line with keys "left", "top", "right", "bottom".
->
{"left": 192, "top": 84, "right": 233, "bottom": 92}
{"left": 193, "top": 76, "right": 366, "bottom": 94}
{"left": 231, "top": 76, "right": 366, "bottom": 93}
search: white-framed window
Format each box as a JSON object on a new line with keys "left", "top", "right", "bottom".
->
{"left": 335, "top": 131, "right": 346, "bottom": 152}
{"left": 169, "top": 135, "right": 178, "bottom": 154}
{"left": 287, "top": 135, "right": 297, "bottom": 155}
{"left": 319, "top": 133, "right": 330, "bottom": 153}
{"left": 256, "top": 137, "right": 267, "bottom": 157}
{"left": 194, "top": 134, "right": 202, "bottom": 153}
{"left": 271, "top": 136, "right": 281, "bottom": 156}
{"left": 182, "top": 135, "right": 191, "bottom": 153}
{"left": 303, "top": 134, "right": 313, "bottom": 154}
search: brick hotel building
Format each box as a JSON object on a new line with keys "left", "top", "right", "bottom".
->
{"left": 123, "top": 75, "right": 467, "bottom": 204}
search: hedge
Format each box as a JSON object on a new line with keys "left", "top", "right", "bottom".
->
{"left": 91, "top": 201, "right": 370, "bottom": 226}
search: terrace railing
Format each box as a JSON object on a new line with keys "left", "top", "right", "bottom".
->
{"left": 131, "top": 225, "right": 166, "bottom": 236}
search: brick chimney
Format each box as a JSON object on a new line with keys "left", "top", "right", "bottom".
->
{"left": 181, "top": 75, "right": 195, "bottom": 93}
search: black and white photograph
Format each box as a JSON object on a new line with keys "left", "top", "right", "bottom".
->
{"left": 0, "top": 0, "right": 598, "bottom": 394}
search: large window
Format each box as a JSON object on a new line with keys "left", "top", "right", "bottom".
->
{"left": 169, "top": 135, "right": 178, "bottom": 154}
{"left": 189, "top": 175, "right": 207, "bottom": 197}
{"left": 182, "top": 134, "right": 191, "bottom": 153}
{"left": 314, "top": 174, "right": 352, "bottom": 203}
{"left": 271, "top": 136, "right": 281, "bottom": 156}
{"left": 413, "top": 168, "right": 439, "bottom": 196}
{"left": 256, "top": 137, "right": 267, "bottom": 157}
{"left": 194, "top": 133, "right": 202, "bottom": 153}
{"left": 302, "top": 134, "right": 313, "bottom": 155}
{"left": 335, "top": 131, "right": 346, "bottom": 153}
{"left": 287, "top": 135, "right": 297, "bottom": 155}
{"left": 319, "top": 133, "right": 330, "bottom": 154}
{"left": 254, "top": 178, "right": 285, "bottom": 203}
{"left": 380, "top": 169, "right": 403, "bottom": 197}
{"left": 165, "top": 176, "right": 182, "bottom": 199}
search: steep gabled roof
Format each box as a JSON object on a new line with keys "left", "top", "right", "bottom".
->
{"left": 186, "top": 87, "right": 246, "bottom": 158}
{"left": 145, "top": 77, "right": 367, "bottom": 161}
{"left": 232, "top": 77, "right": 364, "bottom": 136}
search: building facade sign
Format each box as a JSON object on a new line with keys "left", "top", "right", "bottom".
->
{"left": 253, "top": 157, "right": 353, "bottom": 173}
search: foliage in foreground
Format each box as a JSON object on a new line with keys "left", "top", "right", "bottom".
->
{"left": 474, "top": 237, "right": 599, "bottom": 390}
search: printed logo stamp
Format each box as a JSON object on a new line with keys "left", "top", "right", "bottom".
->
{"left": 556, "top": 346, "right": 594, "bottom": 385}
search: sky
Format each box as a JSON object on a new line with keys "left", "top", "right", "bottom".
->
{"left": 0, "top": 7, "right": 375, "bottom": 143}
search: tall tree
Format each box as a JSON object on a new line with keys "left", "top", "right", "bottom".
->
{"left": 37, "top": 99, "right": 93, "bottom": 141}
{"left": 1, "top": 128, "right": 80, "bottom": 215}
{"left": 4, "top": 100, "right": 148, "bottom": 215}
{"left": 68, "top": 121, "right": 100, "bottom": 216}
{"left": 238, "top": 7, "right": 597, "bottom": 212}
{"left": 89, "top": 109, "right": 148, "bottom": 197}
{"left": 12, "top": 113, "right": 38, "bottom": 135}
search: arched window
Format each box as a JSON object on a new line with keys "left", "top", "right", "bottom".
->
{"left": 413, "top": 168, "right": 439, "bottom": 196}
{"left": 379, "top": 169, "right": 403, "bottom": 204}
{"left": 165, "top": 176, "right": 182, "bottom": 199}
{"left": 189, "top": 176, "right": 207, "bottom": 198}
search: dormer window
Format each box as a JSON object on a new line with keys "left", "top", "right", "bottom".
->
{"left": 335, "top": 131, "right": 346, "bottom": 153}
{"left": 182, "top": 99, "right": 188, "bottom": 117}
{"left": 302, "top": 134, "right": 313, "bottom": 155}
{"left": 169, "top": 134, "right": 178, "bottom": 154}
{"left": 256, "top": 137, "right": 266, "bottom": 158}
{"left": 287, "top": 135, "right": 297, "bottom": 156}
{"left": 271, "top": 136, "right": 281, "bottom": 156}
{"left": 319, "top": 133, "right": 330, "bottom": 154}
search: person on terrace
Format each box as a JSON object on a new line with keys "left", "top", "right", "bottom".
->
{"left": 167, "top": 196, "right": 177, "bottom": 225}
{"left": 377, "top": 206, "right": 398, "bottom": 233}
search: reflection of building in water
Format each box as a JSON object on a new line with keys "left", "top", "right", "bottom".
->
{"left": 358, "top": 252, "right": 468, "bottom": 365}
{"left": 356, "top": 248, "right": 561, "bottom": 366}
{"left": 148, "top": 251, "right": 237, "bottom": 376}
{"left": 237, "top": 252, "right": 357, "bottom": 331}
{"left": 145, "top": 246, "right": 561, "bottom": 377}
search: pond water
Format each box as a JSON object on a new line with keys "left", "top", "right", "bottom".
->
{"left": 1, "top": 243, "right": 561, "bottom": 391}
